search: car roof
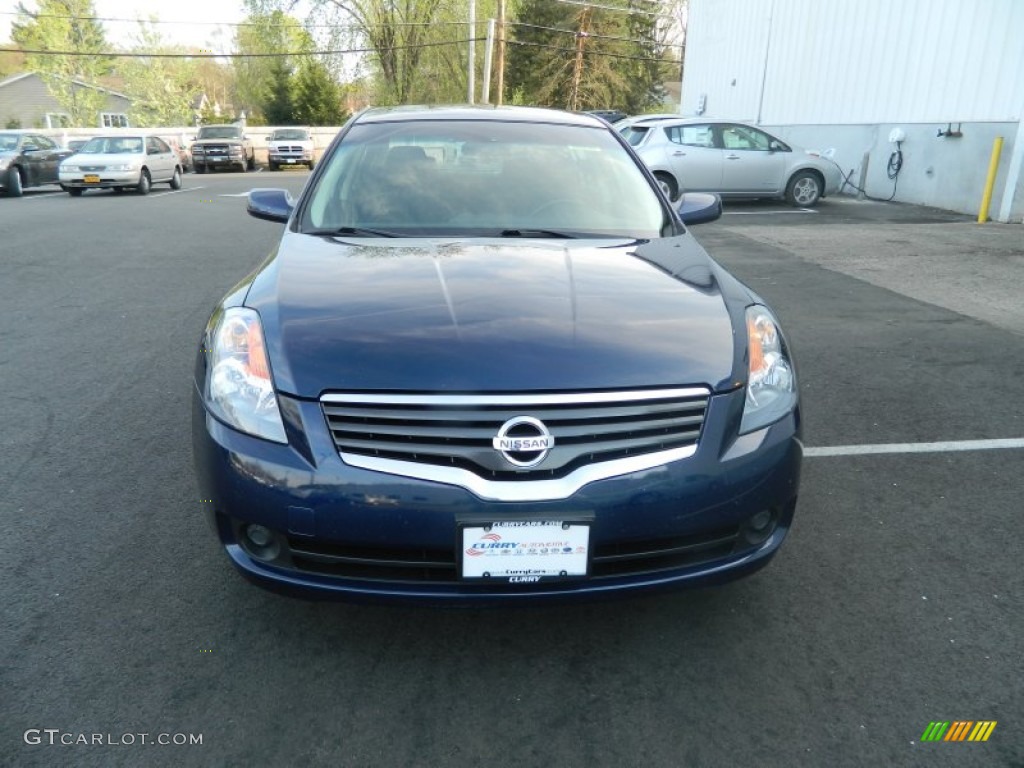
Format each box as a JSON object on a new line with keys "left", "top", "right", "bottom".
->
{"left": 354, "top": 105, "right": 606, "bottom": 128}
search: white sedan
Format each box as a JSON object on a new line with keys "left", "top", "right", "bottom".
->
{"left": 623, "top": 117, "right": 841, "bottom": 207}
{"left": 59, "top": 135, "right": 182, "bottom": 196}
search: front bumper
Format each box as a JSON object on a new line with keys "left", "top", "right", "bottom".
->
{"left": 193, "top": 154, "right": 245, "bottom": 169}
{"left": 192, "top": 385, "right": 801, "bottom": 604}
{"left": 60, "top": 169, "right": 142, "bottom": 188}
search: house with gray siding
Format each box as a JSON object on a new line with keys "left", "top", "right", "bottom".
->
{"left": 0, "top": 71, "right": 131, "bottom": 129}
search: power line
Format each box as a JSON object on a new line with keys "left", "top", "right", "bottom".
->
{"left": 552, "top": 0, "right": 665, "bottom": 17}
{"left": 509, "top": 20, "right": 683, "bottom": 48}
{"left": 507, "top": 38, "right": 679, "bottom": 64}
{"left": 0, "top": 10, "right": 469, "bottom": 29}
{"left": 10, "top": 38, "right": 485, "bottom": 59}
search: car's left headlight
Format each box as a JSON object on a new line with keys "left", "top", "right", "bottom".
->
{"left": 0, "top": 157, "right": 10, "bottom": 171}
{"left": 740, "top": 305, "right": 796, "bottom": 434}
{"left": 203, "top": 307, "right": 287, "bottom": 443}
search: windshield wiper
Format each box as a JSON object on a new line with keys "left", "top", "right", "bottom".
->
{"left": 499, "top": 228, "right": 577, "bottom": 239}
{"left": 312, "top": 226, "right": 402, "bottom": 238}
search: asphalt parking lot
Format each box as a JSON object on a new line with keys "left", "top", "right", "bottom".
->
{"left": 1, "top": 176, "right": 1021, "bottom": 767}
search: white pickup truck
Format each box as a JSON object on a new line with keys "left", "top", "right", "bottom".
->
{"left": 267, "top": 128, "right": 316, "bottom": 170}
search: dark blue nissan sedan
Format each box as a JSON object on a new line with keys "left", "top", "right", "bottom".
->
{"left": 192, "top": 106, "right": 801, "bottom": 603}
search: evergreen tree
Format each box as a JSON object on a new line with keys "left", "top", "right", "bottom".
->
{"left": 293, "top": 59, "right": 346, "bottom": 125}
{"left": 507, "top": 0, "right": 671, "bottom": 112}
{"left": 263, "top": 59, "right": 297, "bottom": 124}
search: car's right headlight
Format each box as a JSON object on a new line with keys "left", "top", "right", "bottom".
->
{"left": 740, "top": 305, "right": 797, "bottom": 434}
{"left": 203, "top": 307, "right": 287, "bottom": 443}
{"left": 60, "top": 164, "right": 78, "bottom": 172}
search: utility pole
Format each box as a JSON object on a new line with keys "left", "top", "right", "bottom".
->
{"left": 568, "top": 7, "right": 590, "bottom": 112}
{"left": 496, "top": 0, "right": 506, "bottom": 106}
{"left": 482, "top": 18, "right": 495, "bottom": 104}
{"left": 467, "top": 0, "right": 476, "bottom": 104}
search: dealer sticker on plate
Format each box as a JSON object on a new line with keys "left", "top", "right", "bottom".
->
{"left": 461, "top": 521, "right": 589, "bottom": 582}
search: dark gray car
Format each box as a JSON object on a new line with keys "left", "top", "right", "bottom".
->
{"left": 0, "top": 132, "right": 73, "bottom": 197}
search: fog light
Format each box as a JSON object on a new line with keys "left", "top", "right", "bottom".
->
{"left": 743, "top": 508, "right": 777, "bottom": 546}
{"left": 242, "top": 524, "right": 281, "bottom": 560}
{"left": 246, "top": 525, "right": 271, "bottom": 546}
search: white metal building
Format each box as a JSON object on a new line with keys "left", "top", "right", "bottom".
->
{"left": 680, "top": 0, "right": 1024, "bottom": 221}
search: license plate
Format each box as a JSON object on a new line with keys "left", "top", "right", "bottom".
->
{"left": 210, "top": 157, "right": 225, "bottom": 162}
{"left": 285, "top": 158, "right": 296, "bottom": 163}
{"left": 83, "top": 175, "right": 100, "bottom": 183}
{"left": 461, "top": 521, "right": 589, "bottom": 582}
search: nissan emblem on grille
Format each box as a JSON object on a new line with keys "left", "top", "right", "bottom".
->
{"left": 492, "top": 416, "right": 555, "bottom": 468}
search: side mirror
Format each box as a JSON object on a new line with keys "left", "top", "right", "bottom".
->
{"left": 677, "top": 192, "right": 722, "bottom": 226}
{"left": 248, "top": 188, "right": 294, "bottom": 223}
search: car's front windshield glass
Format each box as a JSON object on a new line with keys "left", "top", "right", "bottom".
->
{"left": 272, "top": 130, "right": 308, "bottom": 140}
{"left": 0, "top": 134, "right": 19, "bottom": 151}
{"left": 198, "top": 127, "right": 240, "bottom": 139}
{"left": 301, "top": 119, "right": 668, "bottom": 239}
{"left": 80, "top": 137, "right": 143, "bottom": 154}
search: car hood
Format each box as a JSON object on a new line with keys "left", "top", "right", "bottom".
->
{"left": 65, "top": 152, "right": 142, "bottom": 165}
{"left": 243, "top": 233, "right": 745, "bottom": 397}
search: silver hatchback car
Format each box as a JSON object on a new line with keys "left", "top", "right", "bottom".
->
{"left": 624, "top": 118, "right": 841, "bottom": 207}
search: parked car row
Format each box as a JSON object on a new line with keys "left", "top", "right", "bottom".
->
{"left": 0, "top": 126, "right": 322, "bottom": 197}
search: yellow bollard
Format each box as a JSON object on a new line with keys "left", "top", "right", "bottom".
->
{"left": 977, "top": 136, "right": 1003, "bottom": 223}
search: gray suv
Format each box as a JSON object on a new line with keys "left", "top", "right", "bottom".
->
{"left": 191, "top": 125, "right": 255, "bottom": 173}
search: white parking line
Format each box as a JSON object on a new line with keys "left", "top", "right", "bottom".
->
{"left": 20, "top": 191, "right": 65, "bottom": 201}
{"left": 805, "top": 438, "right": 1024, "bottom": 457}
{"left": 218, "top": 193, "right": 250, "bottom": 197}
{"left": 147, "top": 186, "right": 207, "bottom": 199}
{"left": 723, "top": 208, "right": 817, "bottom": 215}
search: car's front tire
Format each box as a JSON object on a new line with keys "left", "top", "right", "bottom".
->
{"left": 654, "top": 171, "right": 678, "bottom": 202}
{"left": 5, "top": 166, "right": 23, "bottom": 197}
{"left": 67, "top": 187, "right": 83, "bottom": 197}
{"left": 170, "top": 167, "right": 182, "bottom": 190}
{"left": 785, "top": 170, "right": 823, "bottom": 207}
{"left": 195, "top": 165, "right": 206, "bottom": 175}
{"left": 137, "top": 170, "right": 151, "bottom": 195}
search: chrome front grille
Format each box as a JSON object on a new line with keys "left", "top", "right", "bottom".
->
{"left": 321, "top": 388, "right": 709, "bottom": 497}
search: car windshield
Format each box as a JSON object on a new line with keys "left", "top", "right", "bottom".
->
{"left": 198, "top": 127, "right": 241, "bottom": 139}
{"left": 0, "top": 133, "right": 20, "bottom": 151}
{"left": 79, "top": 137, "right": 143, "bottom": 154}
{"left": 271, "top": 129, "right": 309, "bottom": 140}
{"left": 302, "top": 119, "right": 668, "bottom": 239}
